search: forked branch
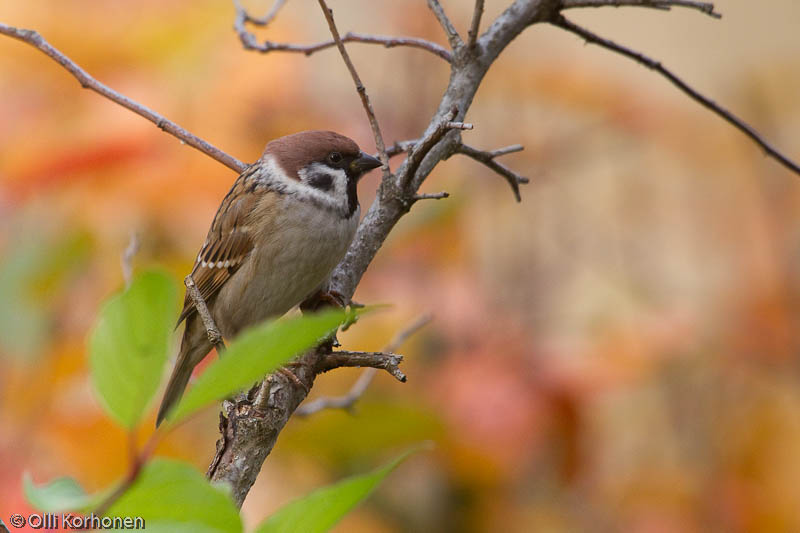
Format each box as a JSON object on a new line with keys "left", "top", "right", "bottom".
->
{"left": 456, "top": 143, "right": 529, "bottom": 202}
{"left": 234, "top": 0, "right": 451, "bottom": 61}
{"left": 427, "top": 0, "right": 463, "bottom": 48}
{"left": 467, "top": 0, "right": 486, "bottom": 48}
{"left": 297, "top": 314, "right": 432, "bottom": 416}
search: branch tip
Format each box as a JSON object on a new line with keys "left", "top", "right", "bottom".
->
{"left": 317, "top": 0, "right": 389, "bottom": 169}
{"left": 561, "top": 0, "right": 722, "bottom": 18}
{"left": 456, "top": 143, "right": 529, "bottom": 202}
{"left": 185, "top": 275, "right": 226, "bottom": 352}
{"left": 467, "top": 0, "right": 486, "bottom": 48}
{"left": 553, "top": 14, "right": 800, "bottom": 177}
{"left": 427, "top": 0, "right": 463, "bottom": 49}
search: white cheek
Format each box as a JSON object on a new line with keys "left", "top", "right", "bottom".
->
{"left": 256, "top": 156, "right": 353, "bottom": 216}
{"left": 331, "top": 168, "right": 348, "bottom": 198}
{"left": 298, "top": 162, "right": 349, "bottom": 207}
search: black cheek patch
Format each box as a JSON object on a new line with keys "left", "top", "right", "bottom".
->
{"left": 307, "top": 172, "right": 333, "bottom": 191}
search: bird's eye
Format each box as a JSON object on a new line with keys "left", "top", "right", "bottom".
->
{"left": 328, "top": 152, "right": 343, "bottom": 164}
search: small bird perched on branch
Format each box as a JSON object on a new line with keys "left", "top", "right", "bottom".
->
{"left": 156, "top": 131, "right": 381, "bottom": 426}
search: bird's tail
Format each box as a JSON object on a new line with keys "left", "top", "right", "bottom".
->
{"left": 156, "top": 327, "right": 210, "bottom": 427}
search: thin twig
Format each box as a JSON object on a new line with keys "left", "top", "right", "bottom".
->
{"left": 297, "top": 314, "right": 431, "bottom": 416}
{"left": 468, "top": 0, "right": 486, "bottom": 48}
{"left": 0, "top": 23, "right": 246, "bottom": 173}
{"left": 399, "top": 106, "right": 460, "bottom": 190}
{"left": 553, "top": 15, "right": 800, "bottom": 177}
{"left": 385, "top": 139, "right": 418, "bottom": 159}
{"left": 414, "top": 191, "right": 450, "bottom": 200}
{"left": 561, "top": 0, "right": 722, "bottom": 18}
{"left": 295, "top": 367, "right": 378, "bottom": 416}
{"left": 235, "top": 0, "right": 287, "bottom": 27}
{"left": 487, "top": 144, "right": 524, "bottom": 157}
{"left": 384, "top": 314, "right": 433, "bottom": 353}
{"left": 427, "top": 0, "right": 463, "bottom": 49}
{"left": 120, "top": 231, "right": 139, "bottom": 289}
{"left": 237, "top": 30, "right": 452, "bottom": 62}
{"left": 318, "top": 351, "right": 406, "bottom": 382}
{"left": 317, "top": 0, "right": 389, "bottom": 168}
{"left": 184, "top": 275, "right": 226, "bottom": 353}
{"left": 233, "top": 0, "right": 451, "bottom": 61}
{"left": 341, "top": 32, "right": 452, "bottom": 62}
{"left": 456, "top": 143, "right": 529, "bottom": 202}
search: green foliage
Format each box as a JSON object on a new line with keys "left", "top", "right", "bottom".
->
{"left": 0, "top": 226, "right": 91, "bottom": 358}
{"left": 254, "top": 448, "right": 421, "bottom": 533}
{"left": 23, "top": 474, "right": 94, "bottom": 513}
{"left": 27, "top": 271, "right": 407, "bottom": 531}
{"left": 89, "top": 270, "right": 177, "bottom": 428}
{"left": 166, "top": 308, "right": 352, "bottom": 425}
{"left": 106, "top": 458, "right": 241, "bottom": 533}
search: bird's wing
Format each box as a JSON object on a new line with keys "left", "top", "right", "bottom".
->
{"left": 176, "top": 166, "right": 262, "bottom": 326}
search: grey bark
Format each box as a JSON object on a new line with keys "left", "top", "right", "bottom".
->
{"left": 208, "top": 0, "right": 560, "bottom": 508}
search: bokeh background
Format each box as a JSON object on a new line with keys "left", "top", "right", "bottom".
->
{"left": 2, "top": 1, "right": 800, "bottom": 531}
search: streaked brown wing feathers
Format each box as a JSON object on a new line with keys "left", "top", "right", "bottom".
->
{"left": 176, "top": 168, "right": 261, "bottom": 325}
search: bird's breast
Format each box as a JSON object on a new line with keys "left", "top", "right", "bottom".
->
{"left": 214, "top": 195, "right": 359, "bottom": 336}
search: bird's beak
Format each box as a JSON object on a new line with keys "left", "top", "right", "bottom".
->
{"left": 350, "top": 151, "right": 382, "bottom": 176}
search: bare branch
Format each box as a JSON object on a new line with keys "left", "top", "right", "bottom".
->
{"left": 456, "top": 143, "right": 529, "bottom": 202}
{"left": 399, "top": 106, "right": 459, "bottom": 190}
{"left": 295, "top": 368, "right": 379, "bottom": 416}
{"left": 318, "top": 351, "right": 406, "bottom": 382}
{"left": 389, "top": 138, "right": 526, "bottom": 201}
{"left": 561, "top": 0, "right": 721, "bottom": 18}
{"left": 234, "top": 0, "right": 450, "bottom": 61}
{"left": 553, "top": 14, "right": 800, "bottom": 177}
{"left": 120, "top": 231, "right": 139, "bottom": 289}
{"left": 203, "top": 0, "right": 800, "bottom": 512}
{"left": 468, "top": 0, "right": 486, "bottom": 48}
{"left": 317, "top": 0, "right": 389, "bottom": 169}
{"left": 385, "top": 314, "right": 434, "bottom": 352}
{"left": 235, "top": 0, "right": 287, "bottom": 27}
{"left": 486, "top": 144, "right": 524, "bottom": 157}
{"left": 414, "top": 191, "right": 450, "bottom": 200}
{"left": 0, "top": 23, "right": 246, "bottom": 173}
{"left": 330, "top": 1, "right": 556, "bottom": 302}
{"left": 184, "top": 275, "right": 226, "bottom": 353}
{"left": 427, "top": 0, "right": 463, "bottom": 49}
{"left": 236, "top": 28, "right": 452, "bottom": 62}
{"left": 342, "top": 32, "right": 452, "bottom": 62}
{"left": 297, "top": 314, "right": 432, "bottom": 416}
{"left": 384, "top": 139, "right": 418, "bottom": 159}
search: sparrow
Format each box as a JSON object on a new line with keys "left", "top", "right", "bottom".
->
{"left": 156, "top": 130, "right": 381, "bottom": 426}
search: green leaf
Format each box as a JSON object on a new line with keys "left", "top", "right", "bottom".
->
{"left": 89, "top": 270, "right": 177, "bottom": 428}
{"left": 167, "top": 308, "right": 351, "bottom": 425}
{"left": 254, "top": 446, "right": 424, "bottom": 533}
{"left": 23, "top": 474, "right": 92, "bottom": 512}
{"left": 106, "top": 458, "right": 241, "bottom": 533}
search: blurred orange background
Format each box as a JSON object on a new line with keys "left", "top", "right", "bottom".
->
{"left": 2, "top": 1, "right": 800, "bottom": 531}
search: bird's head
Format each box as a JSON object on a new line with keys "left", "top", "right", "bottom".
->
{"left": 263, "top": 130, "right": 382, "bottom": 217}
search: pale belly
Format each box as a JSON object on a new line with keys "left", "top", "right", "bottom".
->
{"left": 213, "top": 198, "right": 358, "bottom": 337}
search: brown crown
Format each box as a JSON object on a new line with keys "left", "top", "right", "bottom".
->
{"left": 263, "top": 130, "right": 361, "bottom": 180}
